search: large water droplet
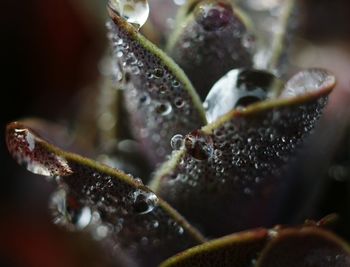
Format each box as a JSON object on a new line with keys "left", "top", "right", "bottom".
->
{"left": 184, "top": 130, "right": 213, "bottom": 161}
{"left": 194, "top": 1, "right": 233, "bottom": 31}
{"left": 133, "top": 190, "right": 158, "bottom": 214}
{"left": 109, "top": 0, "right": 150, "bottom": 29}
{"left": 204, "top": 69, "right": 284, "bottom": 122}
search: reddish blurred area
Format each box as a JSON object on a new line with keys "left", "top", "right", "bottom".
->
{"left": 1, "top": 0, "right": 350, "bottom": 266}
{"left": 1, "top": 0, "right": 105, "bottom": 266}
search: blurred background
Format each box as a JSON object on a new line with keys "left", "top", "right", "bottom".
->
{"left": 1, "top": 0, "right": 350, "bottom": 266}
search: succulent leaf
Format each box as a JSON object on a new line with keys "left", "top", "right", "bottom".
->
{"left": 107, "top": 8, "right": 207, "bottom": 166}
{"left": 160, "top": 226, "right": 350, "bottom": 267}
{"left": 159, "top": 228, "right": 268, "bottom": 267}
{"left": 238, "top": 0, "right": 297, "bottom": 75}
{"left": 256, "top": 227, "right": 350, "bottom": 267}
{"left": 6, "top": 120, "right": 205, "bottom": 267}
{"left": 152, "top": 68, "right": 335, "bottom": 237}
{"left": 167, "top": 0, "right": 254, "bottom": 99}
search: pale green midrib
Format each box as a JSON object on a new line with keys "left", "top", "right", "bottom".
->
{"left": 23, "top": 122, "right": 206, "bottom": 243}
{"left": 123, "top": 17, "right": 208, "bottom": 125}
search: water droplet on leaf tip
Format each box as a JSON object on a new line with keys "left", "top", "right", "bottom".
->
{"left": 109, "top": 0, "right": 150, "bottom": 29}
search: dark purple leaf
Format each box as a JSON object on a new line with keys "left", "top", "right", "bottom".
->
{"left": 152, "top": 69, "right": 335, "bottom": 237}
{"left": 6, "top": 120, "right": 205, "bottom": 267}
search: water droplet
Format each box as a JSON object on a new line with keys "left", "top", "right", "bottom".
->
{"left": 174, "top": 97, "right": 185, "bottom": 108}
{"left": 176, "top": 225, "right": 184, "bottom": 235}
{"left": 159, "top": 85, "right": 167, "bottom": 94}
{"left": 108, "top": 0, "right": 150, "bottom": 29}
{"left": 133, "top": 190, "right": 158, "bottom": 214}
{"left": 244, "top": 187, "right": 253, "bottom": 195}
{"left": 50, "top": 188, "right": 69, "bottom": 226}
{"left": 133, "top": 177, "right": 143, "bottom": 186}
{"left": 139, "top": 93, "right": 151, "bottom": 105}
{"left": 130, "top": 65, "right": 140, "bottom": 75}
{"left": 153, "top": 68, "right": 164, "bottom": 79}
{"left": 173, "top": 0, "right": 185, "bottom": 6}
{"left": 246, "top": 0, "right": 283, "bottom": 11}
{"left": 204, "top": 69, "right": 283, "bottom": 122}
{"left": 93, "top": 224, "right": 112, "bottom": 240}
{"left": 49, "top": 189, "right": 92, "bottom": 230}
{"left": 172, "top": 80, "right": 180, "bottom": 88}
{"left": 155, "top": 101, "right": 172, "bottom": 116}
{"left": 182, "top": 41, "right": 191, "bottom": 49}
{"left": 151, "top": 220, "right": 159, "bottom": 228}
{"left": 195, "top": 1, "right": 233, "bottom": 31}
{"left": 184, "top": 130, "right": 213, "bottom": 161}
{"left": 242, "top": 33, "right": 256, "bottom": 52}
{"left": 171, "top": 134, "right": 184, "bottom": 150}
{"left": 73, "top": 206, "right": 92, "bottom": 230}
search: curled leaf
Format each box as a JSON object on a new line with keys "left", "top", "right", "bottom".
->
{"left": 152, "top": 68, "right": 335, "bottom": 236}
{"left": 167, "top": 0, "right": 254, "bottom": 99}
{"left": 257, "top": 227, "right": 350, "bottom": 267}
{"left": 160, "top": 225, "right": 350, "bottom": 267}
{"left": 107, "top": 8, "right": 207, "bottom": 165}
{"left": 6, "top": 121, "right": 205, "bottom": 267}
{"left": 160, "top": 228, "right": 268, "bottom": 267}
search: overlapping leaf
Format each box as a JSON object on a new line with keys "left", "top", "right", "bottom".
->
{"left": 152, "top": 69, "right": 335, "bottom": 237}
{"left": 237, "top": 0, "right": 297, "bottom": 74}
{"left": 166, "top": 0, "right": 254, "bottom": 99}
{"left": 6, "top": 120, "right": 205, "bottom": 267}
{"left": 160, "top": 225, "right": 350, "bottom": 267}
{"left": 107, "top": 7, "right": 207, "bottom": 166}
{"left": 256, "top": 227, "right": 350, "bottom": 267}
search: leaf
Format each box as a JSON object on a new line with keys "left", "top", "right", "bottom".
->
{"left": 238, "top": 0, "right": 297, "bottom": 75}
{"left": 6, "top": 120, "right": 205, "bottom": 267}
{"left": 152, "top": 68, "right": 335, "bottom": 237}
{"left": 107, "top": 8, "right": 207, "bottom": 166}
{"left": 159, "top": 228, "right": 268, "bottom": 267}
{"left": 160, "top": 226, "right": 350, "bottom": 267}
{"left": 166, "top": 0, "right": 254, "bottom": 99}
{"left": 256, "top": 227, "right": 350, "bottom": 267}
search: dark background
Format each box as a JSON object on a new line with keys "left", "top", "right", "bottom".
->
{"left": 1, "top": 0, "right": 350, "bottom": 266}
